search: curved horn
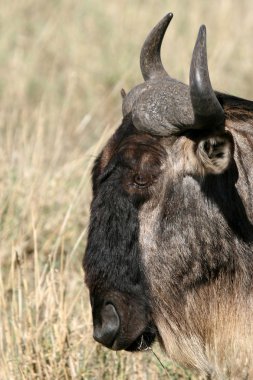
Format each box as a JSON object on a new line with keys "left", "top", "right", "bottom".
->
{"left": 140, "top": 13, "right": 173, "bottom": 81}
{"left": 190, "top": 25, "right": 224, "bottom": 129}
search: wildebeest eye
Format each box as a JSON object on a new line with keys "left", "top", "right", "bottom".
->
{"left": 134, "top": 174, "right": 149, "bottom": 188}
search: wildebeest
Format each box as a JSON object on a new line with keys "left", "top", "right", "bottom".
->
{"left": 83, "top": 13, "right": 253, "bottom": 379}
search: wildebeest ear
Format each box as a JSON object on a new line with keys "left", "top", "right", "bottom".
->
{"left": 195, "top": 133, "right": 233, "bottom": 174}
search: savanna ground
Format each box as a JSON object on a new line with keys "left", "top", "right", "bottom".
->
{"left": 1, "top": 1, "right": 253, "bottom": 379}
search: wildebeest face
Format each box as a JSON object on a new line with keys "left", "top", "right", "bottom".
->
{"left": 84, "top": 113, "right": 233, "bottom": 352}
{"left": 84, "top": 119, "right": 166, "bottom": 351}
{"left": 83, "top": 13, "right": 234, "bottom": 352}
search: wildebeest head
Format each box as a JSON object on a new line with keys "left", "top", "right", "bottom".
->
{"left": 83, "top": 13, "right": 238, "bottom": 355}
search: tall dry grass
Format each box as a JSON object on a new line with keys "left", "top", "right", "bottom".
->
{"left": 1, "top": 1, "right": 253, "bottom": 379}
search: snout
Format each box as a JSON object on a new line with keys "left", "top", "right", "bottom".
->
{"left": 93, "top": 303, "right": 120, "bottom": 348}
{"left": 92, "top": 297, "right": 157, "bottom": 351}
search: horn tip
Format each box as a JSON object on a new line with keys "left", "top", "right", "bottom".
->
{"left": 198, "top": 25, "right": 206, "bottom": 38}
{"left": 160, "top": 12, "right": 173, "bottom": 27}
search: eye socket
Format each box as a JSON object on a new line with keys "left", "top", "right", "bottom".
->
{"left": 134, "top": 174, "right": 149, "bottom": 188}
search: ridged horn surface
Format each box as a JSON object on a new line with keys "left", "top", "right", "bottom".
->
{"left": 140, "top": 13, "right": 173, "bottom": 81}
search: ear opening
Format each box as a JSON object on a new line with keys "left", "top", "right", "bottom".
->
{"left": 196, "top": 132, "right": 233, "bottom": 175}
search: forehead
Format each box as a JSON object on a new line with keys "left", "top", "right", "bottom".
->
{"left": 94, "top": 120, "right": 170, "bottom": 178}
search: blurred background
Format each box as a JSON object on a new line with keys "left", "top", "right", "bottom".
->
{"left": 1, "top": 1, "right": 253, "bottom": 379}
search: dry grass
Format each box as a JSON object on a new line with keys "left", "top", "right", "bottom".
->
{"left": 1, "top": 1, "right": 253, "bottom": 379}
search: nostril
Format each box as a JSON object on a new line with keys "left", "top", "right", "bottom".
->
{"left": 93, "top": 303, "right": 120, "bottom": 348}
